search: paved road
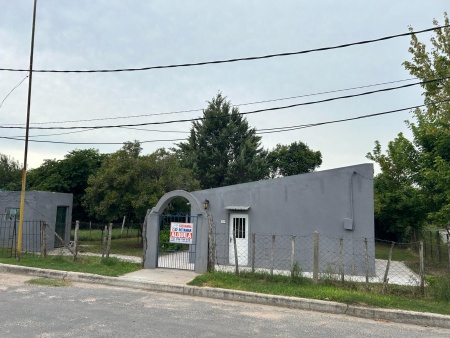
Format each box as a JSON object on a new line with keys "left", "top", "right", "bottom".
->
{"left": 0, "top": 273, "right": 449, "bottom": 338}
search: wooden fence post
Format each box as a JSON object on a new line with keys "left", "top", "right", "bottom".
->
{"left": 381, "top": 242, "right": 395, "bottom": 294}
{"left": 365, "top": 238, "right": 369, "bottom": 291}
{"left": 102, "top": 225, "right": 107, "bottom": 259}
{"left": 419, "top": 241, "right": 425, "bottom": 295}
{"left": 106, "top": 223, "right": 112, "bottom": 259}
{"left": 40, "top": 222, "right": 47, "bottom": 258}
{"left": 233, "top": 228, "right": 239, "bottom": 275}
{"left": 290, "top": 235, "right": 296, "bottom": 277}
{"left": 340, "top": 238, "right": 344, "bottom": 283}
{"left": 73, "top": 220, "right": 79, "bottom": 261}
{"left": 120, "top": 216, "right": 126, "bottom": 237}
{"left": 251, "top": 233, "right": 256, "bottom": 273}
{"left": 436, "top": 231, "right": 441, "bottom": 263}
{"left": 313, "top": 232, "right": 319, "bottom": 283}
{"left": 270, "top": 234, "right": 275, "bottom": 275}
{"left": 207, "top": 214, "right": 215, "bottom": 272}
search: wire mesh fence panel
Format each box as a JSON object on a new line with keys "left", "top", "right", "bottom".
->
{"left": 0, "top": 215, "right": 43, "bottom": 258}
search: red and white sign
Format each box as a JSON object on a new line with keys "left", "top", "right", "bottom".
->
{"left": 169, "top": 222, "right": 194, "bottom": 244}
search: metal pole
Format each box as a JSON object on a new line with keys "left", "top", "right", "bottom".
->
{"left": 17, "top": 0, "right": 38, "bottom": 260}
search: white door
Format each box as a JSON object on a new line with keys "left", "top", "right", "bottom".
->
{"left": 229, "top": 214, "right": 249, "bottom": 265}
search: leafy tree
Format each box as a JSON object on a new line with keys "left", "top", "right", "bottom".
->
{"left": 84, "top": 142, "right": 199, "bottom": 222}
{"left": 368, "top": 13, "right": 450, "bottom": 237}
{"left": 27, "top": 149, "right": 104, "bottom": 220}
{"left": 267, "top": 141, "right": 322, "bottom": 178}
{"left": 367, "top": 134, "right": 426, "bottom": 240}
{"left": 0, "top": 153, "right": 22, "bottom": 191}
{"left": 178, "top": 93, "right": 268, "bottom": 189}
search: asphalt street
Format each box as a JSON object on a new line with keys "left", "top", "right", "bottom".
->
{"left": 0, "top": 273, "right": 449, "bottom": 338}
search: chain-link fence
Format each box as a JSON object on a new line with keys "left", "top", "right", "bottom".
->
{"left": 0, "top": 215, "right": 45, "bottom": 258}
{"left": 209, "top": 227, "right": 450, "bottom": 296}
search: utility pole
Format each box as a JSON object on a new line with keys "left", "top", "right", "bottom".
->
{"left": 17, "top": 0, "right": 38, "bottom": 260}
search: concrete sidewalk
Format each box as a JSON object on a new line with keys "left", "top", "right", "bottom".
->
{"left": 0, "top": 263, "right": 449, "bottom": 330}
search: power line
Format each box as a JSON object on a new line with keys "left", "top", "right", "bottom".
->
{"left": 0, "top": 76, "right": 446, "bottom": 130}
{"left": 0, "top": 102, "right": 431, "bottom": 145}
{"left": 6, "top": 99, "right": 449, "bottom": 145}
{"left": 0, "top": 25, "right": 447, "bottom": 74}
{"left": 0, "top": 135, "right": 186, "bottom": 145}
{"left": 3, "top": 77, "right": 417, "bottom": 126}
{"left": 0, "top": 76, "right": 28, "bottom": 110}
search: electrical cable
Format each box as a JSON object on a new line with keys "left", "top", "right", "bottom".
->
{"left": 0, "top": 76, "right": 446, "bottom": 131}
{"left": 0, "top": 25, "right": 447, "bottom": 73}
{"left": 3, "top": 100, "right": 447, "bottom": 145}
{"left": 0, "top": 76, "right": 28, "bottom": 110}
{"left": 3, "top": 77, "right": 417, "bottom": 126}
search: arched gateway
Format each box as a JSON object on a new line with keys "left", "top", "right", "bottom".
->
{"left": 144, "top": 190, "right": 209, "bottom": 273}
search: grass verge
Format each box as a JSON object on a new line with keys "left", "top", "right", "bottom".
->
{"left": 188, "top": 271, "right": 450, "bottom": 316}
{"left": 0, "top": 255, "right": 141, "bottom": 277}
{"left": 26, "top": 277, "right": 71, "bottom": 287}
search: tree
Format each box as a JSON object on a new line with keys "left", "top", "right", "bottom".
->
{"left": 0, "top": 153, "right": 22, "bottom": 191}
{"left": 27, "top": 149, "right": 104, "bottom": 220}
{"left": 367, "top": 134, "right": 426, "bottom": 240}
{"left": 267, "top": 141, "right": 322, "bottom": 178}
{"left": 178, "top": 93, "right": 268, "bottom": 189}
{"left": 368, "top": 13, "right": 450, "bottom": 238}
{"left": 84, "top": 142, "right": 199, "bottom": 222}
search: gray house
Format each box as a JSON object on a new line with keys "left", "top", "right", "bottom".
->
{"left": 0, "top": 191, "right": 73, "bottom": 252}
{"left": 145, "top": 163, "right": 374, "bottom": 275}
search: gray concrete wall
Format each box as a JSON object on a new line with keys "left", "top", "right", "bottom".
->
{"left": 0, "top": 191, "right": 73, "bottom": 251}
{"left": 191, "top": 164, "right": 375, "bottom": 275}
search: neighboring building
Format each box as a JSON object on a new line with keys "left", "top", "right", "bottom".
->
{"left": 0, "top": 191, "right": 73, "bottom": 252}
{"left": 145, "top": 164, "right": 375, "bottom": 274}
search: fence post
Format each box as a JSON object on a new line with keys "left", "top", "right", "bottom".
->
{"left": 233, "top": 228, "right": 239, "bottom": 275}
{"left": 447, "top": 240, "right": 450, "bottom": 272}
{"left": 120, "top": 216, "right": 126, "bottom": 237}
{"left": 313, "top": 232, "right": 319, "bottom": 284}
{"left": 340, "top": 238, "right": 344, "bottom": 283}
{"left": 365, "top": 238, "right": 369, "bottom": 291}
{"left": 252, "top": 233, "right": 256, "bottom": 273}
{"left": 141, "top": 209, "right": 150, "bottom": 268}
{"left": 106, "top": 223, "right": 112, "bottom": 259}
{"left": 381, "top": 242, "right": 395, "bottom": 294}
{"left": 290, "top": 235, "right": 296, "bottom": 277}
{"left": 40, "top": 222, "right": 47, "bottom": 258}
{"left": 102, "top": 225, "right": 107, "bottom": 259}
{"left": 436, "top": 231, "right": 441, "bottom": 263}
{"left": 419, "top": 241, "right": 425, "bottom": 296}
{"left": 73, "top": 220, "right": 79, "bottom": 261}
{"left": 270, "top": 234, "right": 275, "bottom": 276}
{"left": 89, "top": 221, "right": 92, "bottom": 241}
{"left": 207, "top": 214, "right": 215, "bottom": 272}
{"left": 429, "top": 231, "right": 433, "bottom": 261}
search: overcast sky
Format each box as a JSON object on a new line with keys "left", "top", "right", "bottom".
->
{"left": 0, "top": 1, "right": 448, "bottom": 172}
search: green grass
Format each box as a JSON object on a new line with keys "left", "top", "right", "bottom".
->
{"left": 0, "top": 254, "right": 141, "bottom": 277}
{"left": 26, "top": 277, "right": 71, "bottom": 287}
{"left": 71, "top": 228, "right": 141, "bottom": 242}
{"left": 188, "top": 271, "right": 450, "bottom": 316}
{"left": 375, "top": 243, "right": 418, "bottom": 261}
{"left": 77, "top": 237, "right": 143, "bottom": 257}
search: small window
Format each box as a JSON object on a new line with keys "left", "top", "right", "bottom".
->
{"left": 5, "top": 208, "right": 20, "bottom": 221}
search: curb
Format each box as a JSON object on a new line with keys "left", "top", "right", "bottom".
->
{"left": 1, "top": 263, "right": 449, "bottom": 329}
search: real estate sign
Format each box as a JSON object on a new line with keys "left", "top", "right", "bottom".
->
{"left": 169, "top": 222, "right": 194, "bottom": 244}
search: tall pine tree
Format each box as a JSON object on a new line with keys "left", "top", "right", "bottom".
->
{"left": 178, "top": 93, "right": 268, "bottom": 189}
